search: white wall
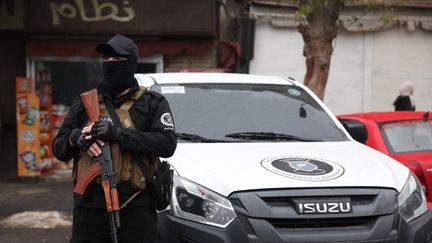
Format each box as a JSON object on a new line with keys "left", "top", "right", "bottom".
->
{"left": 250, "top": 22, "right": 432, "bottom": 115}
{"left": 249, "top": 24, "right": 305, "bottom": 80}
{"left": 326, "top": 32, "right": 365, "bottom": 114}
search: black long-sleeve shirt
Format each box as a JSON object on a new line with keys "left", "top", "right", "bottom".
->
{"left": 53, "top": 84, "right": 177, "bottom": 208}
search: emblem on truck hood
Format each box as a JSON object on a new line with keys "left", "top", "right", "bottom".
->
{"left": 261, "top": 156, "right": 344, "bottom": 181}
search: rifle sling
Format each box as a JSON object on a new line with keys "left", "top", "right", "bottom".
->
{"left": 104, "top": 94, "right": 156, "bottom": 207}
{"left": 104, "top": 96, "right": 122, "bottom": 128}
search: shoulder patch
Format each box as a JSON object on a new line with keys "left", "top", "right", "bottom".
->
{"left": 160, "top": 113, "right": 174, "bottom": 127}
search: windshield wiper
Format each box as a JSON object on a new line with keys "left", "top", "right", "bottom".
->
{"left": 225, "top": 132, "right": 321, "bottom": 142}
{"left": 176, "top": 133, "right": 229, "bottom": 143}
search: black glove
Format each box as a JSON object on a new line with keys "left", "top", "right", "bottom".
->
{"left": 69, "top": 129, "right": 82, "bottom": 147}
{"left": 91, "top": 120, "right": 121, "bottom": 141}
{"left": 76, "top": 133, "right": 93, "bottom": 152}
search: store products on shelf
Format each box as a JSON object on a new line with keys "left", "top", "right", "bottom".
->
{"left": 52, "top": 104, "right": 73, "bottom": 170}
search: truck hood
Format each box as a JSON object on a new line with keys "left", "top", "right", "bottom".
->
{"left": 169, "top": 141, "right": 409, "bottom": 197}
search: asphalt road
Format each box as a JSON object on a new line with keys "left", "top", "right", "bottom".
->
{"left": 0, "top": 176, "right": 73, "bottom": 243}
{"left": 0, "top": 227, "right": 71, "bottom": 243}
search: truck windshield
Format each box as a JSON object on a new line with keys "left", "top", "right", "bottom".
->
{"left": 381, "top": 120, "right": 432, "bottom": 153}
{"left": 150, "top": 83, "right": 347, "bottom": 142}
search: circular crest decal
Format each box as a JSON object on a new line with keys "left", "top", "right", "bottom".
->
{"left": 261, "top": 156, "right": 344, "bottom": 181}
{"left": 160, "top": 113, "right": 174, "bottom": 127}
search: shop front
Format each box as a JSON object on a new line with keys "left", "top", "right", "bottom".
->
{"left": 0, "top": 0, "right": 231, "bottom": 177}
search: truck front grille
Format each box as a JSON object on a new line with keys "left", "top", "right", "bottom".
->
{"left": 268, "top": 216, "right": 375, "bottom": 229}
{"left": 229, "top": 188, "right": 399, "bottom": 242}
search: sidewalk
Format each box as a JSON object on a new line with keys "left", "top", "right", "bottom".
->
{"left": 0, "top": 170, "right": 74, "bottom": 243}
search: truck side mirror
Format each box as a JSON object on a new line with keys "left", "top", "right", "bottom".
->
{"left": 338, "top": 119, "right": 368, "bottom": 144}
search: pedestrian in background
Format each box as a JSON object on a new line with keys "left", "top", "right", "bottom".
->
{"left": 52, "top": 34, "right": 177, "bottom": 243}
{"left": 393, "top": 81, "right": 415, "bottom": 111}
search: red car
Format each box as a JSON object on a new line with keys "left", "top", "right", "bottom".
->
{"left": 338, "top": 111, "right": 432, "bottom": 208}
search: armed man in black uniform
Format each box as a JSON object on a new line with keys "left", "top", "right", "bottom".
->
{"left": 53, "top": 34, "right": 177, "bottom": 243}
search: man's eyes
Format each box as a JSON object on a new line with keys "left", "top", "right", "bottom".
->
{"left": 103, "top": 57, "right": 127, "bottom": 62}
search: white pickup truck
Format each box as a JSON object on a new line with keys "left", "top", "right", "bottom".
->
{"left": 136, "top": 73, "right": 432, "bottom": 243}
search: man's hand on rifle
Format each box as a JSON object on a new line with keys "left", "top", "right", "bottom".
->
{"left": 90, "top": 120, "right": 121, "bottom": 142}
{"left": 69, "top": 120, "right": 115, "bottom": 158}
{"left": 78, "top": 123, "right": 105, "bottom": 158}
{"left": 70, "top": 128, "right": 93, "bottom": 153}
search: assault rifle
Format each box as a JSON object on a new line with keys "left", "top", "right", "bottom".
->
{"left": 75, "top": 89, "right": 120, "bottom": 243}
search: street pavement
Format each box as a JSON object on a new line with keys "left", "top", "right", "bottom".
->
{"left": 0, "top": 172, "right": 73, "bottom": 243}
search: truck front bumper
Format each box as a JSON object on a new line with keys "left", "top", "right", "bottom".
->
{"left": 157, "top": 210, "right": 432, "bottom": 243}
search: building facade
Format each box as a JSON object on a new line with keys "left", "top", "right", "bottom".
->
{"left": 249, "top": 0, "right": 432, "bottom": 115}
{"left": 0, "top": 0, "right": 247, "bottom": 177}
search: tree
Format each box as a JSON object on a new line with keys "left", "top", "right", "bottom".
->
{"left": 296, "top": 0, "right": 397, "bottom": 100}
{"left": 297, "top": 0, "right": 344, "bottom": 100}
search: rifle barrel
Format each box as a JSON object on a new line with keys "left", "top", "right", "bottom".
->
{"left": 109, "top": 213, "right": 119, "bottom": 243}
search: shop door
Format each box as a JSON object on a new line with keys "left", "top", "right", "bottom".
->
{"left": 26, "top": 58, "right": 102, "bottom": 171}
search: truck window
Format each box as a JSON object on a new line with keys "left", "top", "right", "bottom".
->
{"left": 151, "top": 83, "right": 347, "bottom": 142}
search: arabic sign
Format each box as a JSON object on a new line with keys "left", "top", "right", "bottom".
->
{"left": 48, "top": 0, "right": 135, "bottom": 26}
{"left": 261, "top": 156, "right": 345, "bottom": 181}
{"left": 0, "top": 0, "right": 24, "bottom": 29}
{"left": 29, "top": 0, "right": 217, "bottom": 36}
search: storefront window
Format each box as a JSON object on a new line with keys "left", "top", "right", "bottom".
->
{"left": 30, "top": 54, "right": 162, "bottom": 106}
{"left": 27, "top": 55, "right": 162, "bottom": 171}
{"left": 39, "top": 60, "right": 102, "bottom": 106}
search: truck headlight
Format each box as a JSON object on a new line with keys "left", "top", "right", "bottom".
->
{"left": 398, "top": 172, "right": 428, "bottom": 223}
{"left": 170, "top": 175, "right": 237, "bottom": 228}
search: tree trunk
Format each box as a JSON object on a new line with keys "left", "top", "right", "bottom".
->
{"left": 298, "top": 0, "right": 344, "bottom": 100}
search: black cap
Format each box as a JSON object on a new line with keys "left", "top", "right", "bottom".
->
{"left": 96, "top": 34, "right": 138, "bottom": 60}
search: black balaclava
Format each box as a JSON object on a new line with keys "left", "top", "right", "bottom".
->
{"left": 96, "top": 34, "right": 139, "bottom": 98}
{"left": 99, "top": 52, "right": 137, "bottom": 98}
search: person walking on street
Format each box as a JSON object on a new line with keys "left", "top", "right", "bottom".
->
{"left": 393, "top": 81, "right": 415, "bottom": 111}
{"left": 52, "top": 34, "right": 177, "bottom": 243}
